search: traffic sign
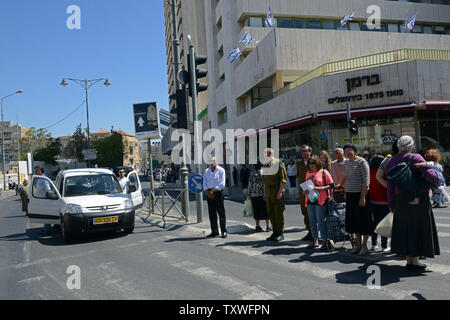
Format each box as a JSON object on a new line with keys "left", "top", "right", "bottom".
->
{"left": 133, "top": 102, "right": 161, "bottom": 140}
{"left": 82, "top": 149, "right": 97, "bottom": 160}
{"left": 188, "top": 174, "right": 203, "bottom": 194}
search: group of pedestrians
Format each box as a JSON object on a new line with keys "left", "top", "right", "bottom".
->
{"left": 203, "top": 135, "right": 444, "bottom": 272}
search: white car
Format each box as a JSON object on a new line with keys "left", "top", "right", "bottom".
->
{"left": 27, "top": 168, "right": 143, "bottom": 242}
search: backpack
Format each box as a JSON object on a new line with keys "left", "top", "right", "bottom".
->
{"left": 387, "top": 154, "right": 431, "bottom": 193}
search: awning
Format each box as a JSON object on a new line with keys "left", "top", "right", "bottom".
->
{"left": 424, "top": 101, "right": 450, "bottom": 111}
{"left": 318, "top": 103, "right": 416, "bottom": 121}
{"left": 274, "top": 114, "right": 313, "bottom": 130}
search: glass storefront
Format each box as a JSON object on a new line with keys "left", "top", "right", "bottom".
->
{"left": 418, "top": 110, "right": 450, "bottom": 163}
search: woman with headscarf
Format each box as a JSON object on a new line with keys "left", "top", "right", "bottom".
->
{"left": 248, "top": 162, "right": 271, "bottom": 232}
{"left": 386, "top": 136, "right": 440, "bottom": 271}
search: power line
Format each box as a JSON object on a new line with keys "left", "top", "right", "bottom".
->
{"left": 44, "top": 100, "right": 86, "bottom": 130}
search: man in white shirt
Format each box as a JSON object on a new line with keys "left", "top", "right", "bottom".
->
{"left": 118, "top": 169, "right": 130, "bottom": 193}
{"left": 203, "top": 157, "right": 227, "bottom": 238}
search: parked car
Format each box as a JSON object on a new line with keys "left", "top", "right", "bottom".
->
{"left": 26, "top": 168, "right": 143, "bottom": 242}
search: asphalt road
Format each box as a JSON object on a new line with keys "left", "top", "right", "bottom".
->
{"left": 1, "top": 190, "right": 450, "bottom": 300}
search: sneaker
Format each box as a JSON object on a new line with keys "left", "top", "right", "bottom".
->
{"left": 266, "top": 233, "right": 277, "bottom": 241}
{"left": 327, "top": 240, "right": 335, "bottom": 252}
{"left": 255, "top": 226, "right": 263, "bottom": 232}
{"left": 357, "top": 247, "right": 369, "bottom": 256}
{"left": 273, "top": 234, "right": 284, "bottom": 242}
{"left": 370, "top": 245, "right": 379, "bottom": 252}
{"left": 382, "top": 247, "right": 391, "bottom": 253}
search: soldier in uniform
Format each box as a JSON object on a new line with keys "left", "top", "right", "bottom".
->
{"left": 263, "top": 148, "right": 287, "bottom": 242}
{"left": 297, "top": 145, "right": 313, "bottom": 241}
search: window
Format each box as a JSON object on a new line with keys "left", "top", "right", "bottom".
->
{"left": 64, "top": 175, "right": 122, "bottom": 197}
{"left": 218, "top": 107, "right": 227, "bottom": 125}
{"left": 446, "top": 27, "right": 450, "bottom": 34}
{"left": 248, "top": 17, "right": 263, "bottom": 27}
{"left": 278, "top": 18, "right": 292, "bottom": 28}
{"left": 388, "top": 23, "right": 400, "bottom": 32}
{"left": 336, "top": 21, "right": 348, "bottom": 30}
{"left": 349, "top": 22, "right": 361, "bottom": 31}
{"left": 309, "top": 21, "right": 321, "bottom": 29}
{"left": 32, "top": 178, "right": 54, "bottom": 199}
{"left": 413, "top": 25, "right": 423, "bottom": 33}
{"left": 434, "top": 25, "right": 446, "bottom": 34}
{"left": 322, "top": 21, "right": 334, "bottom": 30}
{"left": 294, "top": 19, "right": 307, "bottom": 28}
{"left": 423, "top": 26, "right": 433, "bottom": 34}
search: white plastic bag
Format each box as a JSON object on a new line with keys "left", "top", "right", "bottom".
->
{"left": 432, "top": 186, "right": 450, "bottom": 205}
{"left": 300, "top": 180, "right": 318, "bottom": 203}
{"left": 242, "top": 199, "right": 254, "bottom": 217}
{"left": 375, "top": 212, "right": 394, "bottom": 238}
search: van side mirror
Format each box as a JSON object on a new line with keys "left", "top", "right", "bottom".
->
{"left": 127, "top": 185, "right": 137, "bottom": 194}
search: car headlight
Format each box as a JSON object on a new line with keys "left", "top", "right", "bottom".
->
{"left": 124, "top": 199, "right": 134, "bottom": 210}
{"left": 66, "top": 204, "right": 83, "bottom": 214}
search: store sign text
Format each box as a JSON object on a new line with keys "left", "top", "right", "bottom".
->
{"left": 328, "top": 89, "right": 404, "bottom": 105}
{"left": 346, "top": 74, "right": 380, "bottom": 93}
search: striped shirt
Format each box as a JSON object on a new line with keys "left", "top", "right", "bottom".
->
{"left": 345, "top": 157, "right": 370, "bottom": 193}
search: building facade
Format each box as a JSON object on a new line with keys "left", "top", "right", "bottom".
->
{"left": 0, "top": 121, "right": 29, "bottom": 172}
{"left": 202, "top": 0, "right": 450, "bottom": 165}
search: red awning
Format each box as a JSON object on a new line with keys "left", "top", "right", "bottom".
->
{"left": 274, "top": 114, "right": 313, "bottom": 130}
{"left": 318, "top": 103, "right": 416, "bottom": 121}
{"left": 424, "top": 101, "right": 450, "bottom": 111}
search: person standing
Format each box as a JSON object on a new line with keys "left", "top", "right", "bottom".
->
{"left": 248, "top": 163, "right": 271, "bottom": 232}
{"left": 387, "top": 136, "right": 440, "bottom": 271}
{"left": 240, "top": 165, "right": 250, "bottom": 189}
{"left": 287, "top": 160, "right": 297, "bottom": 188}
{"left": 319, "top": 150, "right": 332, "bottom": 171}
{"left": 330, "top": 147, "right": 347, "bottom": 191}
{"left": 342, "top": 144, "right": 372, "bottom": 256}
{"left": 263, "top": 148, "right": 287, "bottom": 242}
{"left": 369, "top": 155, "right": 390, "bottom": 252}
{"left": 303, "top": 156, "right": 334, "bottom": 250}
{"left": 204, "top": 157, "right": 227, "bottom": 238}
{"left": 232, "top": 167, "right": 238, "bottom": 187}
{"left": 297, "top": 145, "right": 313, "bottom": 241}
{"left": 117, "top": 169, "right": 130, "bottom": 192}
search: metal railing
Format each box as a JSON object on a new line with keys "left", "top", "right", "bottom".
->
{"left": 251, "top": 48, "right": 450, "bottom": 109}
{"left": 139, "top": 188, "right": 188, "bottom": 228}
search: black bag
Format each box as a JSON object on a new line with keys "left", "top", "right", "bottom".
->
{"left": 333, "top": 186, "right": 346, "bottom": 203}
{"left": 387, "top": 154, "right": 430, "bottom": 194}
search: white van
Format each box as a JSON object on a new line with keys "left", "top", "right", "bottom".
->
{"left": 27, "top": 168, "right": 143, "bottom": 242}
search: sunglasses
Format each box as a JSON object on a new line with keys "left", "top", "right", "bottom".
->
{"left": 301, "top": 150, "right": 310, "bottom": 153}
{"left": 308, "top": 162, "right": 316, "bottom": 165}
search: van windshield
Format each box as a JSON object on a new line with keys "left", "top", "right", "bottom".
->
{"left": 64, "top": 174, "right": 123, "bottom": 197}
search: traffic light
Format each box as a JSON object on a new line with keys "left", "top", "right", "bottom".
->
{"left": 169, "top": 87, "right": 188, "bottom": 129}
{"left": 348, "top": 119, "right": 358, "bottom": 136}
{"left": 187, "top": 53, "right": 208, "bottom": 97}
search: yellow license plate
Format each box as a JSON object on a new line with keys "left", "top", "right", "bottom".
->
{"left": 94, "top": 216, "right": 118, "bottom": 225}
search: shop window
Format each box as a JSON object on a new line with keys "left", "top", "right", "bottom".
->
{"left": 433, "top": 25, "right": 446, "bottom": 34}
{"left": 294, "top": 19, "right": 307, "bottom": 28}
{"left": 388, "top": 23, "right": 400, "bottom": 32}
{"left": 423, "top": 26, "right": 433, "bottom": 34}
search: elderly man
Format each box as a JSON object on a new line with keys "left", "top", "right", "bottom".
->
{"left": 204, "top": 157, "right": 227, "bottom": 238}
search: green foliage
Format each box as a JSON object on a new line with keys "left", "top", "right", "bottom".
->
{"left": 33, "top": 138, "right": 62, "bottom": 166}
{"left": 19, "top": 127, "right": 53, "bottom": 155}
{"left": 62, "top": 124, "right": 87, "bottom": 161}
{"left": 93, "top": 133, "right": 124, "bottom": 168}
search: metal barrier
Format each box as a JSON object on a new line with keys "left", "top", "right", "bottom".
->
{"left": 138, "top": 188, "right": 188, "bottom": 228}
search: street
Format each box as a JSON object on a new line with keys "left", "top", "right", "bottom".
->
{"left": 1, "top": 190, "right": 450, "bottom": 300}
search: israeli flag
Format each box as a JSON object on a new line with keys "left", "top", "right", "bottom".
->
{"left": 265, "top": 6, "right": 275, "bottom": 28}
{"left": 227, "top": 47, "right": 242, "bottom": 63}
{"left": 405, "top": 14, "right": 417, "bottom": 31}
{"left": 340, "top": 11, "right": 355, "bottom": 27}
{"left": 240, "top": 32, "right": 254, "bottom": 45}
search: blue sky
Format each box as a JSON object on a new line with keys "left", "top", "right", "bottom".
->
{"left": 0, "top": 0, "right": 169, "bottom": 138}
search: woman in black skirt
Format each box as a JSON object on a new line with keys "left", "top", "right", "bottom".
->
{"left": 387, "top": 136, "right": 440, "bottom": 271}
{"left": 248, "top": 163, "right": 271, "bottom": 232}
{"left": 342, "top": 144, "right": 373, "bottom": 256}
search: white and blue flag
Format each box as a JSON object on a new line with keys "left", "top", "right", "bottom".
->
{"left": 340, "top": 11, "right": 355, "bottom": 27}
{"left": 405, "top": 14, "right": 417, "bottom": 31}
{"left": 265, "top": 6, "right": 275, "bottom": 28}
{"left": 240, "top": 32, "right": 254, "bottom": 45}
{"left": 227, "top": 47, "right": 242, "bottom": 63}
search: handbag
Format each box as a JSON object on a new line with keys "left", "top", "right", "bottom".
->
{"left": 242, "top": 199, "right": 254, "bottom": 217}
{"left": 333, "top": 186, "right": 346, "bottom": 203}
{"left": 387, "top": 154, "right": 431, "bottom": 192}
{"left": 375, "top": 212, "right": 394, "bottom": 238}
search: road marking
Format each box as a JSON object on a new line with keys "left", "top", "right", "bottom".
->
{"left": 23, "top": 221, "right": 31, "bottom": 263}
{"left": 156, "top": 253, "right": 282, "bottom": 300}
{"left": 438, "top": 232, "right": 450, "bottom": 237}
{"left": 436, "top": 223, "right": 450, "bottom": 228}
{"left": 435, "top": 216, "right": 450, "bottom": 220}
{"left": 18, "top": 276, "right": 46, "bottom": 284}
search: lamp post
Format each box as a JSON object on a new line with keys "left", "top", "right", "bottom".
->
{"left": 1, "top": 90, "right": 23, "bottom": 190}
{"left": 60, "top": 78, "right": 110, "bottom": 166}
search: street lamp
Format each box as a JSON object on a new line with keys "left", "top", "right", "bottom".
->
{"left": 1, "top": 90, "right": 24, "bottom": 190}
{"left": 60, "top": 78, "right": 110, "bottom": 165}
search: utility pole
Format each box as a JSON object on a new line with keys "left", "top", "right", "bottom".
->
{"left": 169, "top": 0, "right": 190, "bottom": 221}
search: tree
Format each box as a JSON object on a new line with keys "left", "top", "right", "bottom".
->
{"left": 19, "top": 127, "right": 53, "bottom": 156}
{"left": 63, "top": 124, "right": 87, "bottom": 161}
{"left": 93, "top": 133, "right": 124, "bottom": 168}
{"left": 33, "top": 138, "right": 62, "bottom": 166}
